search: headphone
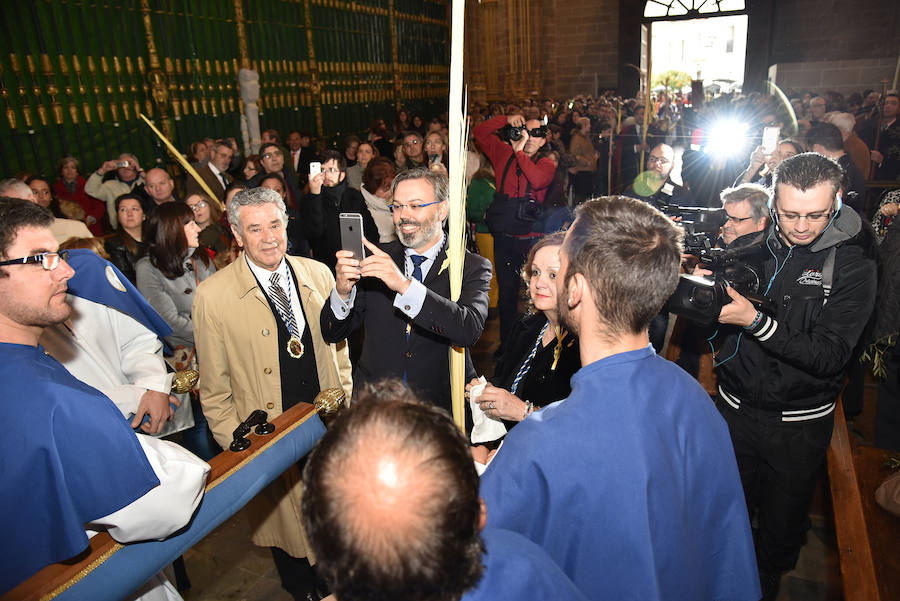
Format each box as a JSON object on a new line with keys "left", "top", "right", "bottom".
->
{"left": 768, "top": 190, "right": 842, "bottom": 225}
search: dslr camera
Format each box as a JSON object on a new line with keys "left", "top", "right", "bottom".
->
{"left": 499, "top": 117, "right": 549, "bottom": 143}
{"left": 669, "top": 232, "right": 774, "bottom": 325}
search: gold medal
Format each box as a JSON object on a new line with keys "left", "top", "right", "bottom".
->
{"left": 287, "top": 335, "right": 304, "bottom": 359}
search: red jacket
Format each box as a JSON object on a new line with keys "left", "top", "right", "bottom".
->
{"left": 54, "top": 176, "right": 106, "bottom": 236}
{"left": 474, "top": 115, "right": 555, "bottom": 203}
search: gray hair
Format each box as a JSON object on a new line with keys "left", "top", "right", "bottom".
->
{"left": 389, "top": 167, "right": 448, "bottom": 206}
{"left": 720, "top": 183, "right": 770, "bottom": 222}
{"left": 828, "top": 112, "right": 855, "bottom": 135}
{"left": 0, "top": 178, "right": 34, "bottom": 200}
{"left": 227, "top": 186, "right": 287, "bottom": 230}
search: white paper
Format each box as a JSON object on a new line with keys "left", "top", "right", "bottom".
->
{"left": 469, "top": 376, "right": 507, "bottom": 444}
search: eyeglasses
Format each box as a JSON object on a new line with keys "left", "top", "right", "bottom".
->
{"left": 526, "top": 128, "right": 547, "bottom": 138}
{"left": 188, "top": 201, "right": 208, "bottom": 211}
{"left": 262, "top": 150, "right": 283, "bottom": 159}
{"left": 389, "top": 200, "right": 442, "bottom": 213}
{"left": 724, "top": 213, "right": 753, "bottom": 223}
{"left": 776, "top": 211, "right": 833, "bottom": 223}
{"left": 322, "top": 167, "right": 341, "bottom": 173}
{"left": 402, "top": 139, "right": 421, "bottom": 147}
{"left": 0, "top": 250, "right": 70, "bottom": 271}
{"left": 647, "top": 156, "right": 670, "bottom": 166}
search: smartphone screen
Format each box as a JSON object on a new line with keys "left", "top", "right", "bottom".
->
{"left": 309, "top": 161, "right": 321, "bottom": 176}
{"left": 761, "top": 126, "right": 780, "bottom": 155}
{"left": 339, "top": 212, "right": 365, "bottom": 261}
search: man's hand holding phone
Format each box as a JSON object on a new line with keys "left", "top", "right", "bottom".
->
{"left": 334, "top": 250, "right": 361, "bottom": 300}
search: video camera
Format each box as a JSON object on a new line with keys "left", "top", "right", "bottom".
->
{"left": 654, "top": 201, "right": 726, "bottom": 237}
{"left": 669, "top": 234, "right": 775, "bottom": 325}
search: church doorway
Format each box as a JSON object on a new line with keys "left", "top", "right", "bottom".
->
{"left": 642, "top": 1, "right": 749, "bottom": 100}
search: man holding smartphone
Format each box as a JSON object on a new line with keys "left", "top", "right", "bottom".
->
{"left": 320, "top": 168, "right": 491, "bottom": 417}
{"left": 303, "top": 149, "right": 378, "bottom": 274}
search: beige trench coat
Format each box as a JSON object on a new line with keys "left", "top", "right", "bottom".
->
{"left": 193, "top": 253, "right": 352, "bottom": 558}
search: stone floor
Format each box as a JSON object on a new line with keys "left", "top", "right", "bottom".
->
{"left": 178, "top": 312, "right": 867, "bottom": 601}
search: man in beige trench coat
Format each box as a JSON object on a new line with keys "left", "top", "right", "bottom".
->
{"left": 193, "top": 187, "right": 352, "bottom": 600}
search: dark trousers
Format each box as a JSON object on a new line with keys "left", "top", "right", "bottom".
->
{"left": 270, "top": 547, "right": 326, "bottom": 601}
{"left": 494, "top": 234, "right": 537, "bottom": 346}
{"left": 876, "top": 347, "right": 900, "bottom": 451}
{"left": 715, "top": 397, "right": 834, "bottom": 573}
{"left": 176, "top": 396, "right": 221, "bottom": 461}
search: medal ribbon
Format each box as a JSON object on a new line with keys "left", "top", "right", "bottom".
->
{"left": 510, "top": 321, "right": 548, "bottom": 396}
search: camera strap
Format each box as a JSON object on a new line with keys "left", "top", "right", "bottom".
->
{"left": 499, "top": 154, "right": 534, "bottom": 200}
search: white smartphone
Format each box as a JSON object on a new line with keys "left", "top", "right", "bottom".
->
{"left": 761, "top": 126, "right": 780, "bottom": 155}
{"left": 309, "top": 161, "right": 321, "bottom": 176}
{"left": 339, "top": 212, "right": 365, "bottom": 261}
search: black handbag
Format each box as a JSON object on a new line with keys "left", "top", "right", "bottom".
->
{"left": 484, "top": 155, "right": 542, "bottom": 236}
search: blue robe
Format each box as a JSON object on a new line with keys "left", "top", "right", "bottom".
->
{"left": 463, "top": 528, "right": 588, "bottom": 601}
{"left": 480, "top": 346, "right": 760, "bottom": 601}
{"left": 0, "top": 343, "right": 159, "bottom": 594}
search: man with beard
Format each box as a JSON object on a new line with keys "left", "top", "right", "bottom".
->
{"left": 320, "top": 168, "right": 491, "bottom": 416}
{"left": 479, "top": 196, "right": 760, "bottom": 601}
{"left": 303, "top": 149, "right": 378, "bottom": 274}
{"left": 623, "top": 143, "right": 693, "bottom": 207}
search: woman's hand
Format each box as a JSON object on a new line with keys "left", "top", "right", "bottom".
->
{"left": 475, "top": 383, "right": 528, "bottom": 422}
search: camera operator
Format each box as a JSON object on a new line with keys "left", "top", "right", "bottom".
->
{"left": 676, "top": 184, "right": 770, "bottom": 376}
{"left": 474, "top": 113, "right": 555, "bottom": 348}
{"left": 710, "top": 153, "right": 877, "bottom": 601}
{"left": 623, "top": 143, "right": 693, "bottom": 208}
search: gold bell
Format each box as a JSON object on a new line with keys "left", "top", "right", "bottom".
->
{"left": 313, "top": 387, "right": 347, "bottom": 426}
{"left": 171, "top": 369, "right": 199, "bottom": 394}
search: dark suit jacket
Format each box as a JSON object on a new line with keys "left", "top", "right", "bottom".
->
{"left": 320, "top": 239, "right": 491, "bottom": 413}
{"left": 186, "top": 163, "right": 233, "bottom": 205}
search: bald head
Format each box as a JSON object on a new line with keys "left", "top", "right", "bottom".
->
{"left": 302, "top": 381, "right": 484, "bottom": 601}
{"left": 647, "top": 143, "right": 675, "bottom": 179}
{"left": 144, "top": 168, "right": 175, "bottom": 204}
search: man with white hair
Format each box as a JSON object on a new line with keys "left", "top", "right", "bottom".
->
{"left": 193, "top": 186, "right": 352, "bottom": 600}
{"left": 826, "top": 112, "right": 871, "bottom": 179}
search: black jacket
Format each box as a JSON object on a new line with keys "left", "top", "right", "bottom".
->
{"left": 304, "top": 180, "right": 379, "bottom": 273}
{"left": 320, "top": 238, "right": 491, "bottom": 414}
{"left": 491, "top": 312, "right": 580, "bottom": 430}
{"left": 715, "top": 209, "right": 878, "bottom": 412}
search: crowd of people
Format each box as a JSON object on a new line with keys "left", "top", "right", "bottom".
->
{"left": 2, "top": 79, "right": 899, "bottom": 601}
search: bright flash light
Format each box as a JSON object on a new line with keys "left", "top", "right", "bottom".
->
{"left": 704, "top": 119, "right": 750, "bottom": 158}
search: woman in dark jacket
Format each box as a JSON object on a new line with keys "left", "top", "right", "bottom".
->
{"left": 104, "top": 193, "right": 147, "bottom": 284}
{"left": 466, "top": 231, "right": 580, "bottom": 432}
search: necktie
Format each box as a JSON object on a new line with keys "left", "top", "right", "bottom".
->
{"left": 292, "top": 150, "right": 299, "bottom": 170}
{"left": 269, "top": 272, "right": 298, "bottom": 336}
{"left": 410, "top": 255, "right": 427, "bottom": 282}
{"left": 219, "top": 172, "right": 228, "bottom": 190}
{"left": 403, "top": 255, "right": 428, "bottom": 383}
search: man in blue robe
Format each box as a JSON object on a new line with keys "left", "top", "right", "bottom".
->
{"left": 479, "top": 196, "right": 761, "bottom": 601}
{"left": 0, "top": 198, "right": 207, "bottom": 595}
